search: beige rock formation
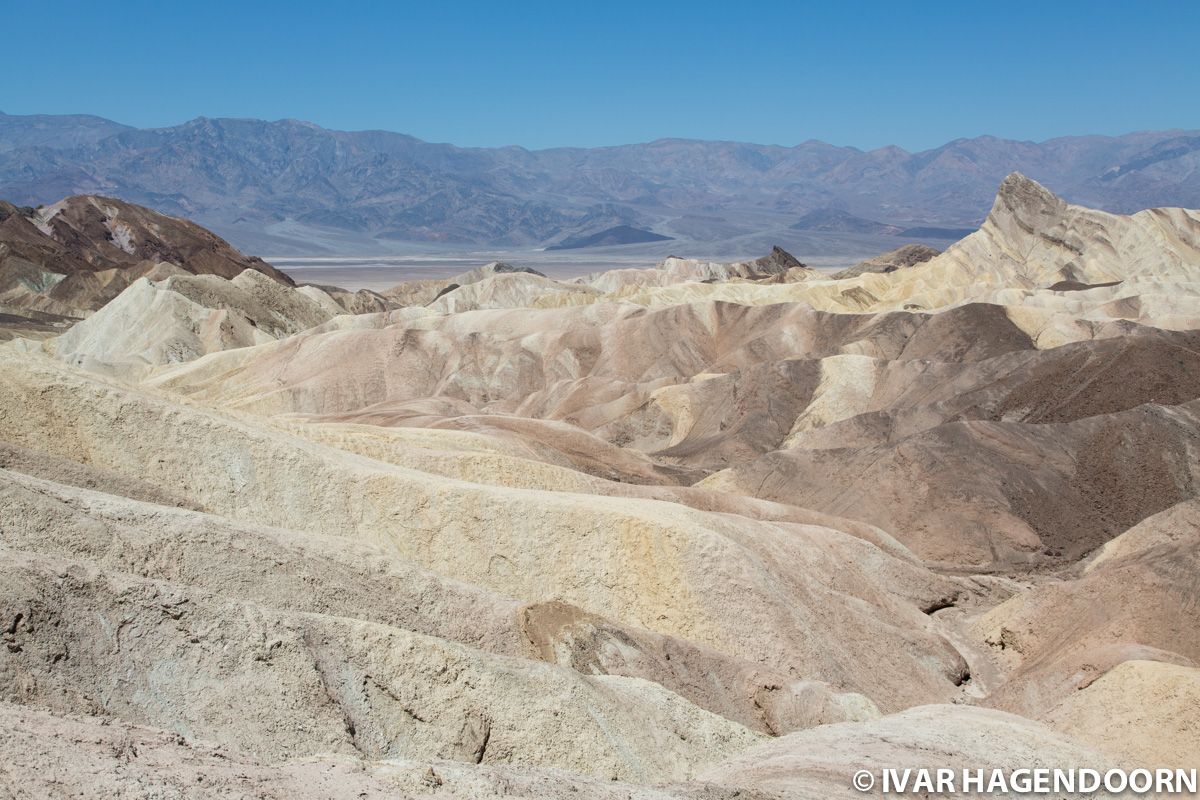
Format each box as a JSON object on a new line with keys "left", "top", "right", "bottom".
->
{"left": 1, "top": 175, "right": 1197, "bottom": 795}
{"left": 832, "top": 242, "right": 940, "bottom": 279}
{"left": 698, "top": 705, "right": 1120, "bottom": 799}
{"left": 1041, "top": 660, "right": 1200, "bottom": 769}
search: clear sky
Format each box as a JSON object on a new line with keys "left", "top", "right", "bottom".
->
{"left": 6, "top": 0, "right": 1198, "bottom": 151}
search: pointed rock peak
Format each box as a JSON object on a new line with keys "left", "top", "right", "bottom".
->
{"left": 996, "top": 172, "right": 1064, "bottom": 212}
{"left": 753, "top": 245, "right": 807, "bottom": 272}
{"left": 987, "top": 172, "right": 1068, "bottom": 232}
{"left": 771, "top": 245, "right": 802, "bottom": 264}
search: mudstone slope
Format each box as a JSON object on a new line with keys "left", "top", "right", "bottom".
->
{"left": 0, "top": 174, "right": 1198, "bottom": 797}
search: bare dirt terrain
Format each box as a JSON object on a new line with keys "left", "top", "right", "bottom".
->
{"left": 1, "top": 174, "right": 1198, "bottom": 797}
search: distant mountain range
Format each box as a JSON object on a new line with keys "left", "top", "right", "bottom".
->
{"left": 1, "top": 112, "right": 1197, "bottom": 253}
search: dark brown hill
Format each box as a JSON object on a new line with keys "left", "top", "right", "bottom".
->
{"left": 0, "top": 194, "right": 290, "bottom": 319}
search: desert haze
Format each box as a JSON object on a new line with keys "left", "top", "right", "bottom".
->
{"left": 0, "top": 167, "right": 1197, "bottom": 797}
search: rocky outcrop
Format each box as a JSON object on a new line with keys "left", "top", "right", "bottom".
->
{"left": 0, "top": 194, "right": 292, "bottom": 319}
{"left": 832, "top": 243, "right": 939, "bottom": 279}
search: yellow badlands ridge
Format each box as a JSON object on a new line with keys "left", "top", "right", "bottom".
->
{"left": 1, "top": 175, "right": 1198, "bottom": 798}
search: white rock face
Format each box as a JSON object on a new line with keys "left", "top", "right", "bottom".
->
{"left": 51, "top": 269, "right": 350, "bottom": 367}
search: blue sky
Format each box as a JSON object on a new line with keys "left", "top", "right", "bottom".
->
{"left": 6, "top": 0, "right": 1198, "bottom": 151}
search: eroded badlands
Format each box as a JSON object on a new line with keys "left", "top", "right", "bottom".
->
{"left": 1, "top": 175, "right": 1198, "bottom": 797}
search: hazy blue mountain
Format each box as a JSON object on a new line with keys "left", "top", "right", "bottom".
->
{"left": 1, "top": 113, "right": 1197, "bottom": 252}
{"left": 0, "top": 112, "right": 131, "bottom": 152}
